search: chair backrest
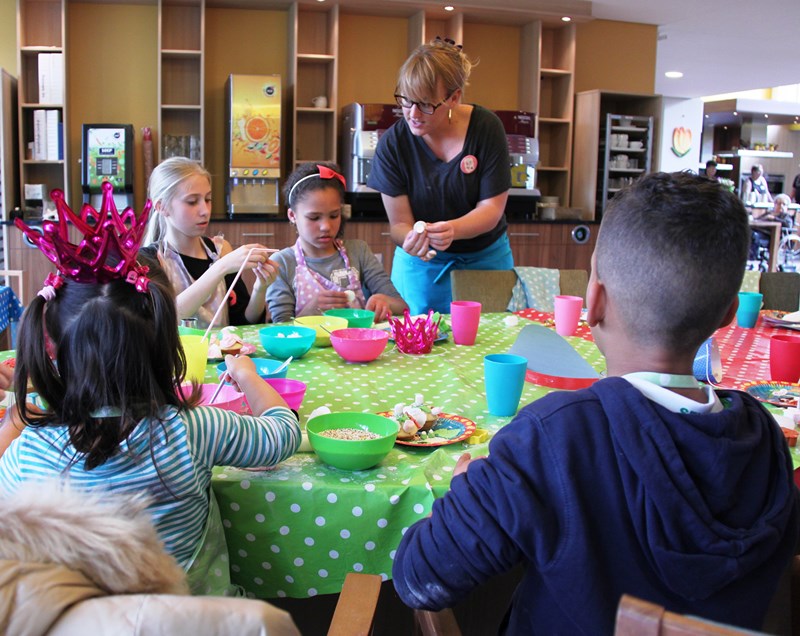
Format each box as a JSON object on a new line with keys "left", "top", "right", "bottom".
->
{"left": 559, "top": 269, "right": 589, "bottom": 301}
{"left": 449, "top": 269, "right": 590, "bottom": 312}
{"left": 614, "top": 594, "right": 765, "bottom": 635}
{"left": 760, "top": 271, "right": 800, "bottom": 311}
{"left": 450, "top": 270, "right": 517, "bottom": 312}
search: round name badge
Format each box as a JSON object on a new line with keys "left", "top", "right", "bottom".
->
{"left": 460, "top": 155, "right": 478, "bottom": 174}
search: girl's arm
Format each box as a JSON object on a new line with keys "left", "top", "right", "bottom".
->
{"left": 244, "top": 258, "right": 279, "bottom": 324}
{"left": 175, "top": 241, "right": 268, "bottom": 320}
{"left": 0, "top": 405, "right": 24, "bottom": 459}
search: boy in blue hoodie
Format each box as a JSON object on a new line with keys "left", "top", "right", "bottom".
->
{"left": 392, "top": 172, "right": 799, "bottom": 634}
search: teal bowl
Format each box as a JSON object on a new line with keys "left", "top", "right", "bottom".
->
{"left": 216, "top": 357, "right": 289, "bottom": 381}
{"left": 323, "top": 308, "right": 376, "bottom": 328}
{"left": 259, "top": 325, "right": 316, "bottom": 360}
{"left": 306, "top": 412, "right": 398, "bottom": 471}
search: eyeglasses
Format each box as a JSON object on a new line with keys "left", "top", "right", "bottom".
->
{"left": 394, "top": 93, "right": 452, "bottom": 115}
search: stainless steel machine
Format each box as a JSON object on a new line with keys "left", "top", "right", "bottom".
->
{"left": 494, "top": 110, "right": 539, "bottom": 193}
{"left": 340, "top": 103, "right": 403, "bottom": 193}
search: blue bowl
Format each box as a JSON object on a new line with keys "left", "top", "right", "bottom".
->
{"left": 216, "top": 356, "right": 289, "bottom": 381}
{"left": 258, "top": 325, "right": 316, "bottom": 359}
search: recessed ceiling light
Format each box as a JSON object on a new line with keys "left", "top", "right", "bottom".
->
{"left": 733, "top": 111, "right": 737, "bottom": 116}
{"left": 561, "top": 16, "right": 571, "bottom": 22}
{"left": 764, "top": 113, "right": 769, "bottom": 118}
{"left": 664, "top": 71, "right": 683, "bottom": 79}
{"left": 444, "top": 5, "right": 454, "bottom": 10}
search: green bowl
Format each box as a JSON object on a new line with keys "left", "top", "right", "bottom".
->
{"left": 258, "top": 325, "right": 316, "bottom": 360}
{"left": 306, "top": 412, "right": 398, "bottom": 470}
{"left": 294, "top": 315, "right": 348, "bottom": 347}
{"left": 323, "top": 308, "right": 376, "bottom": 328}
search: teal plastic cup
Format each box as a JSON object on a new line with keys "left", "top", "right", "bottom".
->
{"left": 484, "top": 353, "right": 528, "bottom": 417}
{"left": 736, "top": 291, "right": 763, "bottom": 328}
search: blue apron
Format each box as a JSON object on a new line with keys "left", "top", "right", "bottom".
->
{"left": 391, "top": 233, "right": 514, "bottom": 314}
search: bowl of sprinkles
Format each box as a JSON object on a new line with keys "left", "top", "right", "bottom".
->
{"left": 306, "top": 412, "right": 398, "bottom": 470}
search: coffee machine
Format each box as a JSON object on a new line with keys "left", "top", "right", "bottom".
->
{"left": 494, "top": 110, "right": 539, "bottom": 193}
{"left": 340, "top": 103, "right": 403, "bottom": 193}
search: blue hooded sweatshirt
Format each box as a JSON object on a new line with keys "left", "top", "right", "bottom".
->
{"left": 392, "top": 377, "right": 799, "bottom": 634}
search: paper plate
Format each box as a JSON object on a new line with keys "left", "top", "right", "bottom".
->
{"left": 378, "top": 412, "right": 476, "bottom": 447}
{"left": 742, "top": 381, "right": 800, "bottom": 408}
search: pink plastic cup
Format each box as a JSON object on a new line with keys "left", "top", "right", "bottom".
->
{"left": 450, "top": 300, "right": 482, "bottom": 345}
{"left": 770, "top": 335, "right": 800, "bottom": 383}
{"left": 554, "top": 295, "right": 583, "bottom": 337}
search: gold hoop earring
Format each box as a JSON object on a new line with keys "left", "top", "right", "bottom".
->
{"left": 448, "top": 108, "right": 452, "bottom": 124}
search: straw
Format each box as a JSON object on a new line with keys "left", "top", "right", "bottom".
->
{"left": 208, "top": 372, "right": 229, "bottom": 405}
{"left": 201, "top": 247, "right": 279, "bottom": 342}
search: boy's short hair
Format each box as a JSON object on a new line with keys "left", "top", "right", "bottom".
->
{"left": 595, "top": 172, "right": 749, "bottom": 353}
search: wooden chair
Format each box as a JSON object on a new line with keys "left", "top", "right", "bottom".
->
{"left": 449, "top": 268, "right": 590, "bottom": 312}
{"left": 760, "top": 271, "right": 800, "bottom": 311}
{"left": 614, "top": 594, "right": 764, "bottom": 635}
{"left": 328, "top": 572, "right": 383, "bottom": 635}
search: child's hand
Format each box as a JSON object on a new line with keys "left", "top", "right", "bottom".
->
{"left": 365, "top": 294, "right": 392, "bottom": 323}
{"left": 453, "top": 452, "right": 485, "bottom": 478}
{"left": 222, "top": 354, "right": 258, "bottom": 389}
{"left": 317, "top": 289, "right": 351, "bottom": 312}
{"left": 223, "top": 354, "right": 289, "bottom": 413}
{"left": 217, "top": 244, "right": 271, "bottom": 276}
{"left": 252, "top": 258, "right": 280, "bottom": 292}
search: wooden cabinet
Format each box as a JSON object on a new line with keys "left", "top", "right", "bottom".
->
{"left": 508, "top": 222, "right": 596, "bottom": 271}
{"left": 6, "top": 223, "right": 55, "bottom": 305}
{"left": 207, "top": 220, "right": 292, "bottom": 288}
{"left": 288, "top": 2, "right": 338, "bottom": 170}
{"left": 350, "top": 221, "right": 395, "bottom": 273}
{"left": 16, "top": 0, "right": 68, "bottom": 210}
{"left": 572, "top": 91, "right": 661, "bottom": 219}
{"left": 158, "top": 0, "right": 204, "bottom": 162}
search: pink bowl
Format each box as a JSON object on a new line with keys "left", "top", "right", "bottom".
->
{"left": 179, "top": 383, "right": 250, "bottom": 414}
{"left": 264, "top": 378, "right": 308, "bottom": 411}
{"left": 330, "top": 328, "right": 389, "bottom": 363}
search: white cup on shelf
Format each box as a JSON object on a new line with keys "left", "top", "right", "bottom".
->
{"left": 311, "top": 96, "right": 328, "bottom": 109}
{"left": 629, "top": 140, "right": 643, "bottom": 150}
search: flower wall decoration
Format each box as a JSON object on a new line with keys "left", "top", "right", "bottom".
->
{"left": 671, "top": 126, "right": 693, "bottom": 158}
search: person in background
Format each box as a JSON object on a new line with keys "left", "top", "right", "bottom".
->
{"left": 143, "top": 157, "right": 279, "bottom": 328}
{"left": 367, "top": 37, "right": 513, "bottom": 314}
{"left": 391, "top": 172, "right": 798, "bottom": 634}
{"left": 742, "top": 163, "right": 774, "bottom": 205}
{"left": 0, "top": 201, "right": 300, "bottom": 594}
{"left": 704, "top": 159, "right": 720, "bottom": 181}
{"left": 753, "top": 192, "right": 795, "bottom": 228}
{"left": 266, "top": 162, "right": 408, "bottom": 323}
{"left": 790, "top": 165, "right": 800, "bottom": 203}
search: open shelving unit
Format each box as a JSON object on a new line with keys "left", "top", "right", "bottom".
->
{"left": 289, "top": 2, "right": 339, "bottom": 170}
{"left": 16, "top": 0, "right": 68, "bottom": 210}
{"left": 599, "top": 113, "right": 653, "bottom": 213}
{"left": 158, "top": 0, "right": 205, "bottom": 162}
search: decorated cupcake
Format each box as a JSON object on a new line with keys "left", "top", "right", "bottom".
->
{"left": 393, "top": 394, "right": 443, "bottom": 441}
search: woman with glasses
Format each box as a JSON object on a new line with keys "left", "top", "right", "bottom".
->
{"left": 367, "top": 38, "right": 513, "bottom": 314}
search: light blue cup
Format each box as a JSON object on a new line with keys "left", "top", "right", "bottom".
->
{"left": 736, "top": 291, "right": 763, "bottom": 328}
{"left": 484, "top": 353, "right": 528, "bottom": 417}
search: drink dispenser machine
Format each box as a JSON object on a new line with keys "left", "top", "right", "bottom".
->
{"left": 225, "top": 74, "right": 282, "bottom": 216}
{"left": 340, "top": 103, "right": 403, "bottom": 193}
{"left": 81, "top": 124, "right": 135, "bottom": 210}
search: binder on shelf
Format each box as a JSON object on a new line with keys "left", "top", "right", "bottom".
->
{"left": 33, "top": 109, "right": 47, "bottom": 160}
{"left": 36, "top": 53, "right": 64, "bottom": 104}
{"left": 46, "top": 110, "right": 60, "bottom": 161}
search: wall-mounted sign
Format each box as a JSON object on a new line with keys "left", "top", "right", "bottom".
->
{"left": 671, "top": 126, "right": 692, "bottom": 157}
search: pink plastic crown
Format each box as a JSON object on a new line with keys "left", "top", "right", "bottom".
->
{"left": 15, "top": 181, "right": 151, "bottom": 284}
{"left": 389, "top": 309, "right": 441, "bottom": 355}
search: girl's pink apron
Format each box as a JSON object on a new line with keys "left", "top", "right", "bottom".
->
{"left": 293, "top": 239, "right": 366, "bottom": 316}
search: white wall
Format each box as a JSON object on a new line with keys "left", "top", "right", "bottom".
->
{"left": 656, "top": 97, "right": 705, "bottom": 173}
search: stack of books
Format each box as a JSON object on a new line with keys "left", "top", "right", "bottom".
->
{"left": 33, "top": 53, "right": 63, "bottom": 161}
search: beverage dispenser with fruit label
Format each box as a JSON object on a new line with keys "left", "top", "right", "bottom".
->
{"left": 225, "top": 74, "right": 282, "bottom": 217}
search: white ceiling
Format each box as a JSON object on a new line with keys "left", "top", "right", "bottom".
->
{"left": 591, "top": 0, "right": 800, "bottom": 99}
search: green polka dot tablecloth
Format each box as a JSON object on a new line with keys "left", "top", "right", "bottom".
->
{"left": 209, "top": 313, "right": 605, "bottom": 599}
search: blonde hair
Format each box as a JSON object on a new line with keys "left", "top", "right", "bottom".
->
{"left": 144, "top": 157, "right": 211, "bottom": 245}
{"left": 397, "top": 38, "right": 475, "bottom": 101}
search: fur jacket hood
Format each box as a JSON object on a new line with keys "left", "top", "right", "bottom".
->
{"left": 0, "top": 481, "right": 188, "bottom": 636}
